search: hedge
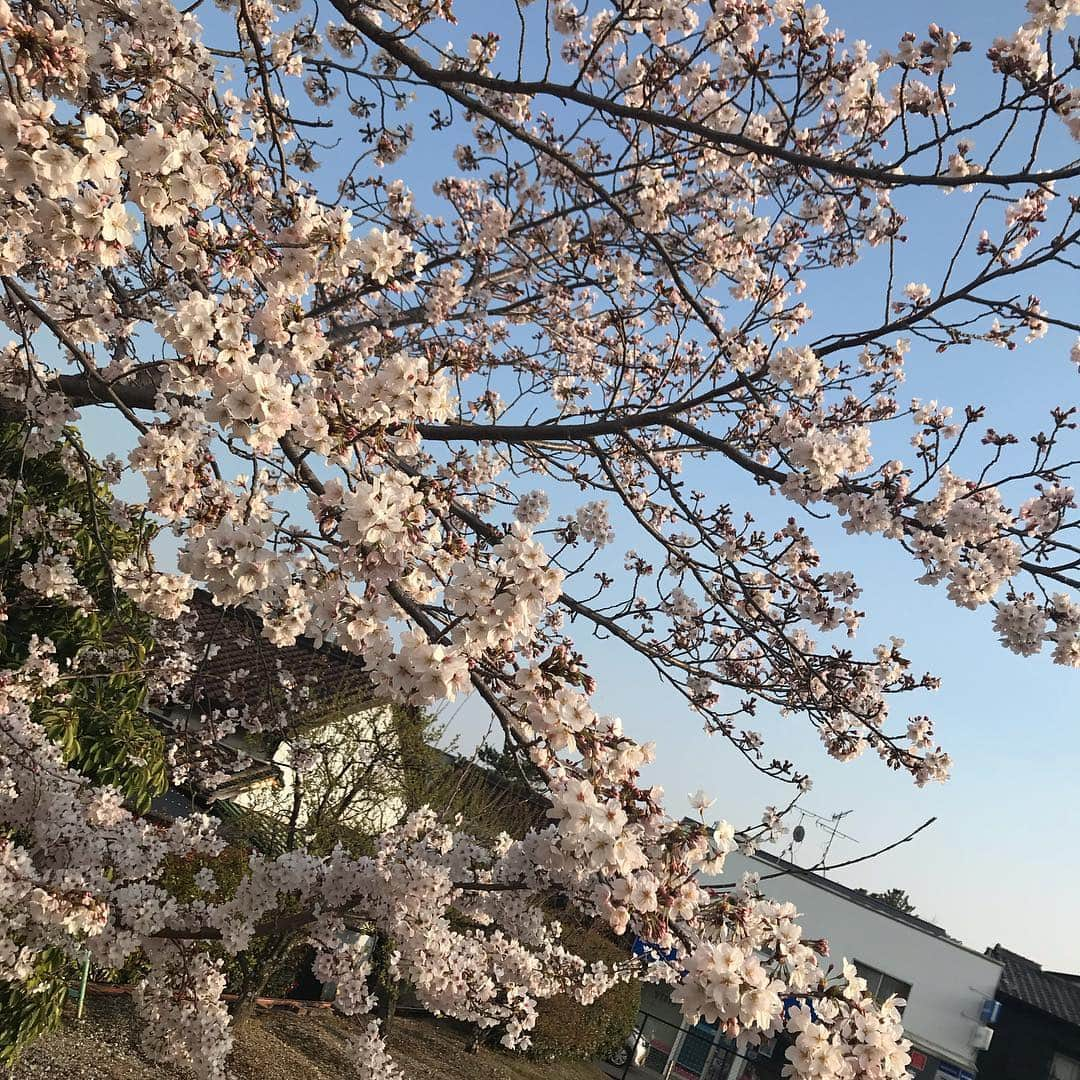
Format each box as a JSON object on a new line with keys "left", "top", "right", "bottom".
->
{"left": 527, "top": 926, "right": 640, "bottom": 1062}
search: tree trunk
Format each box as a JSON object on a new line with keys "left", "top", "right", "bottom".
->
{"left": 369, "top": 931, "right": 399, "bottom": 1036}
{"left": 229, "top": 933, "right": 296, "bottom": 1027}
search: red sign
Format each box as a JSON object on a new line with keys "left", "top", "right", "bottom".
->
{"left": 909, "top": 1051, "right": 928, "bottom": 1072}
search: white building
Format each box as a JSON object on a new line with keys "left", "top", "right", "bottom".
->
{"left": 632, "top": 849, "right": 1002, "bottom": 1080}
{"left": 226, "top": 701, "right": 405, "bottom": 835}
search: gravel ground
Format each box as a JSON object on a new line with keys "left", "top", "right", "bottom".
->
{"left": 6, "top": 995, "right": 606, "bottom": 1080}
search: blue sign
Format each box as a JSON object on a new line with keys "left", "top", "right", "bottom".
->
{"left": 934, "top": 1063, "right": 976, "bottom": 1080}
{"left": 979, "top": 998, "right": 1002, "bottom": 1024}
{"left": 781, "top": 996, "right": 818, "bottom": 1022}
{"left": 631, "top": 936, "right": 678, "bottom": 963}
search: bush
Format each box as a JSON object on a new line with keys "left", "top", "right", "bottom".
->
{"left": 97, "top": 843, "right": 254, "bottom": 987}
{"left": 157, "top": 843, "right": 251, "bottom": 905}
{"left": 0, "top": 950, "right": 70, "bottom": 1067}
{"left": 110, "top": 842, "right": 317, "bottom": 1000}
{"left": 0, "top": 422, "right": 169, "bottom": 814}
{"left": 527, "top": 927, "right": 640, "bottom": 1062}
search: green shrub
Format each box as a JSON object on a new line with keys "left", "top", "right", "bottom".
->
{"left": 94, "top": 843, "right": 255, "bottom": 990}
{"left": 0, "top": 422, "right": 171, "bottom": 1062}
{"left": 0, "top": 422, "right": 168, "bottom": 813}
{"left": 157, "top": 843, "right": 251, "bottom": 905}
{"left": 527, "top": 928, "right": 640, "bottom": 1062}
{"left": 0, "top": 950, "right": 71, "bottom": 1067}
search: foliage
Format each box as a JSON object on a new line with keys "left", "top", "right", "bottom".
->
{"left": 528, "top": 927, "right": 641, "bottom": 1062}
{"left": 219, "top": 700, "right": 438, "bottom": 856}
{"left": 0, "top": 422, "right": 167, "bottom": 810}
{"left": 157, "top": 844, "right": 251, "bottom": 906}
{"left": 0, "top": 949, "right": 70, "bottom": 1068}
{"left": 394, "top": 707, "right": 445, "bottom": 817}
{"left": 866, "top": 889, "right": 918, "bottom": 916}
{"left": 475, "top": 743, "right": 547, "bottom": 794}
{"left": 151, "top": 842, "right": 312, "bottom": 1001}
{"left": 213, "top": 801, "right": 292, "bottom": 858}
{"left": 0, "top": 422, "right": 171, "bottom": 1060}
{"left": 415, "top": 750, "right": 549, "bottom": 843}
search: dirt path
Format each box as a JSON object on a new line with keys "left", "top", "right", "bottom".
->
{"left": 7, "top": 995, "right": 606, "bottom": 1080}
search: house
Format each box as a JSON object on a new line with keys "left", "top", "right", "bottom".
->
{"left": 632, "top": 848, "right": 1003, "bottom": 1080}
{"left": 976, "top": 946, "right": 1080, "bottom": 1080}
{"left": 149, "top": 590, "right": 408, "bottom": 841}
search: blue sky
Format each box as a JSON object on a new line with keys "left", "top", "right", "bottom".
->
{"left": 74, "top": 0, "right": 1080, "bottom": 971}
{"left": 428, "top": 0, "right": 1080, "bottom": 970}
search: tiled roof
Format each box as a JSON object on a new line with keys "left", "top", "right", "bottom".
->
{"left": 988, "top": 944, "right": 1080, "bottom": 1028}
{"left": 151, "top": 592, "right": 383, "bottom": 813}
{"left": 180, "top": 590, "right": 377, "bottom": 718}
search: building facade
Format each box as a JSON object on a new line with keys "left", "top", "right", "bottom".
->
{"left": 149, "top": 590, "right": 406, "bottom": 834}
{"left": 977, "top": 946, "right": 1080, "bottom": 1080}
{"left": 629, "top": 848, "right": 1003, "bottom": 1080}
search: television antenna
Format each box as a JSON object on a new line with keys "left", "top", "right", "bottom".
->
{"left": 787, "top": 808, "right": 858, "bottom": 872}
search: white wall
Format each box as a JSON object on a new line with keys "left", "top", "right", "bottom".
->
{"left": 700, "top": 851, "right": 1002, "bottom": 1070}
{"left": 231, "top": 704, "right": 405, "bottom": 834}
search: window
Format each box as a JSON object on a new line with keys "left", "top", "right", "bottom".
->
{"left": 853, "top": 960, "right": 911, "bottom": 1012}
{"left": 1052, "top": 1053, "right": 1080, "bottom": 1080}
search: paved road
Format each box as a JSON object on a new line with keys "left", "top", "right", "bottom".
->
{"left": 598, "top": 1061, "right": 656, "bottom": 1080}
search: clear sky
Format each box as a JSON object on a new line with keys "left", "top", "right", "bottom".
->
{"left": 74, "top": 0, "right": 1078, "bottom": 973}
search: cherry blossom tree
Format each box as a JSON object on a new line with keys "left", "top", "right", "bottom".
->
{"left": 1, "top": 0, "right": 1079, "bottom": 1076}
{"left": 0, "top": 419, "right": 172, "bottom": 1062}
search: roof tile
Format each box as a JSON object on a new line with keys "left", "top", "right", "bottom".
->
{"left": 180, "top": 591, "right": 375, "bottom": 718}
{"left": 988, "top": 945, "right": 1080, "bottom": 1028}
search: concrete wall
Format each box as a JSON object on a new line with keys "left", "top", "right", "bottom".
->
{"left": 700, "top": 851, "right": 1002, "bottom": 1072}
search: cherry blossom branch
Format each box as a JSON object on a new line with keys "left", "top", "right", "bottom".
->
{"left": 337, "top": 6, "right": 1080, "bottom": 190}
